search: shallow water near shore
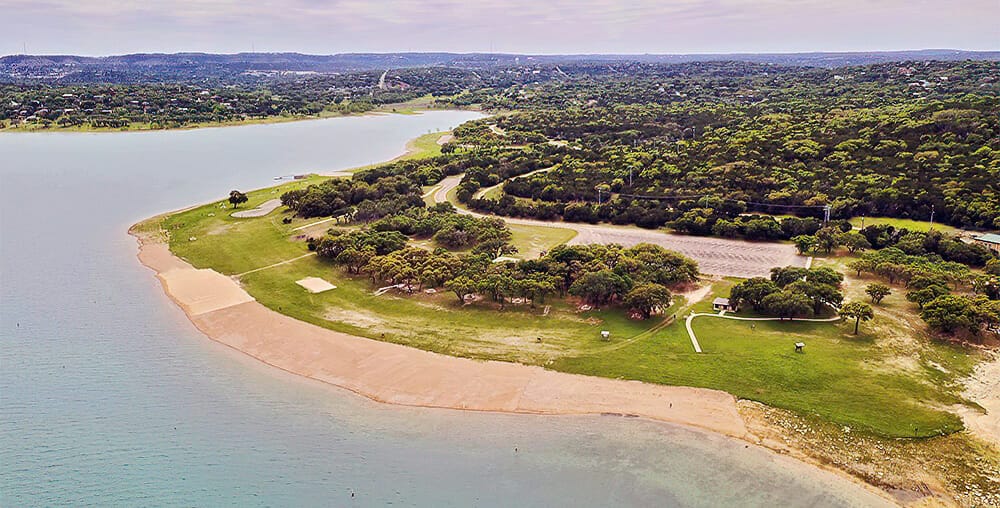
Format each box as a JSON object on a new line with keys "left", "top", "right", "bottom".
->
{"left": 1, "top": 112, "right": 891, "bottom": 507}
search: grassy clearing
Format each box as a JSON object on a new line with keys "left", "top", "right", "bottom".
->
{"left": 150, "top": 172, "right": 982, "bottom": 439}
{"left": 242, "top": 257, "right": 663, "bottom": 364}
{"left": 553, "top": 277, "right": 976, "bottom": 437}
{"left": 508, "top": 223, "right": 577, "bottom": 259}
{"left": 400, "top": 131, "right": 448, "bottom": 160}
{"left": 848, "top": 216, "right": 961, "bottom": 234}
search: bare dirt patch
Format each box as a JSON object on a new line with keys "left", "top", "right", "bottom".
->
{"left": 323, "top": 307, "right": 390, "bottom": 329}
{"left": 232, "top": 199, "right": 281, "bottom": 218}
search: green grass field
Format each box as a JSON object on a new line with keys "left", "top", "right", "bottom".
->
{"left": 508, "top": 224, "right": 577, "bottom": 259}
{"left": 848, "top": 216, "right": 961, "bottom": 234}
{"left": 143, "top": 174, "right": 982, "bottom": 439}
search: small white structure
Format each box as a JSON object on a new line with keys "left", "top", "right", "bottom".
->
{"left": 600, "top": 330, "right": 611, "bottom": 341}
{"left": 713, "top": 297, "right": 738, "bottom": 312}
{"left": 296, "top": 277, "right": 337, "bottom": 293}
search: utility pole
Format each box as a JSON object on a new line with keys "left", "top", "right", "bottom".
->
{"left": 929, "top": 205, "right": 935, "bottom": 229}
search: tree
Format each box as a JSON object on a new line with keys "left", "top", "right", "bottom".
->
{"left": 792, "top": 235, "right": 816, "bottom": 255}
{"left": 760, "top": 290, "right": 812, "bottom": 320}
{"left": 445, "top": 276, "right": 479, "bottom": 304}
{"left": 846, "top": 259, "right": 874, "bottom": 277}
{"left": 786, "top": 281, "right": 843, "bottom": 315}
{"left": 921, "top": 295, "right": 977, "bottom": 334}
{"left": 815, "top": 226, "right": 841, "bottom": 253}
{"left": 986, "top": 259, "right": 1000, "bottom": 276}
{"left": 839, "top": 232, "right": 871, "bottom": 253}
{"left": 770, "top": 266, "right": 809, "bottom": 287}
{"left": 729, "top": 277, "right": 779, "bottom": 310}
{"left": 623, "top": 283, "right": 672, "bottom": 319}
{"left": 806, "top": 267, "right": 844, "bottom": 287}
{"left": 336, "top": 246, "right": 375, "bottom": 274}
{"left": 569, "top": 270, "right": 632, "bottom": 306}
{"left": 907, "top": 284, "right": 950, "bottom": 309}
{"left": 875, "top": 262, "right": 909, "bottom": 285}
{"left": 865, "top": 283, "right": 891, "bottom": 304}
{"left": 228, "top": 190, "right": 248, "bottom": 208}
{"left": 840, "top": 301, "right": 874, "bottom": 334}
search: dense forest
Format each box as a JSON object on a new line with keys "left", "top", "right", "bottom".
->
{"left": 4, "top": 57, "right": 998, "bottom": 230}
{"left": 439, "top": 61, "right": 999, "bottom": 230}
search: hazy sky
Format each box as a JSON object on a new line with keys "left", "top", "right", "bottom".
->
{"left": 3, "top": 0, "right": 998, "bottom": 56}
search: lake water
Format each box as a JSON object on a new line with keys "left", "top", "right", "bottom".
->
{"left": 0, "top": 112, "right": 890, "bottom": 507}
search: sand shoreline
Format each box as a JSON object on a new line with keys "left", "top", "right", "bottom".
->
{"left": 130, "top": 227, "right": 905, "bottom": 505}
{"left": 134, "top": 238, "right": 748, "bottom": 438}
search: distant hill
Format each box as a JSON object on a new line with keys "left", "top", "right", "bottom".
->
{"left": 3, "top": 50, "right": 998, "bottom": 84}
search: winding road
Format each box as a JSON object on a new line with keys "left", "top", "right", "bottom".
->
{"left": 433, "top": 175, "right": 806, "bottom": 278}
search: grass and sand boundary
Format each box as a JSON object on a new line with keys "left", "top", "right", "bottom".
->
{"left": 130, "top": 129, "right": 998, "bottom": 504}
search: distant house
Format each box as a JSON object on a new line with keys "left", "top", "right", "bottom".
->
{"left": 713, "top": 297, "right": 738, "bottom": 312}
{"left": 974, "top": 233, "right": 1000, "bottom": 254}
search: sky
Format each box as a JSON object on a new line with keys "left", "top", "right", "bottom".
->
{"left": 3, "top": 0, "right": 998, "bottom": 56}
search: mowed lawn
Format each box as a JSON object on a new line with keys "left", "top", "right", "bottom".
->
{"left": 553, "top": 279, "right": 976, "bottom": 438}
{"left": 847, "top": 216, "right": 961, "bottom": 234}
{"left": 151, "top": 179, "right": 980, "bottom": 439}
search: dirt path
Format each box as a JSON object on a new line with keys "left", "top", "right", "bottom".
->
{"left": 236, "top": 252, "right": 316, "bottom": 277}
{"left": 231, "top": 198, "right": 281, "bottom": 218}
{"left": 434, "top": 175, "right": 805, "bottom": 278}
{"left": 473, "top": 166, "right": 554, "bottom": 199}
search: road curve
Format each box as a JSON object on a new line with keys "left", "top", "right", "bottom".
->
{"left": 434, "top": 175, "right": 806, "bottom": 278}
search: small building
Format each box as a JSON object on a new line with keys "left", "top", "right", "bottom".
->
{"left": 713, "top": 297, "right": 738, "bottom": 312}
{"left": 973, "top": 233, "right": 1000, "bottom": 254}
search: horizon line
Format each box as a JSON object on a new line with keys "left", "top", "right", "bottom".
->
{"left": 4, "top": 48, "right": 1000, "bottom": 59}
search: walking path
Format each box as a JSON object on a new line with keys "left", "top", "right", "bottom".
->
{"left": 235, "top": 252, "right": 316, "bottom": 277}
{"left": 232, "top": 199, "right": 282, "bottom": 218}
{"left": 684, "top": 312, "right": 842, "bottom": 353}
{"left": 433, "top": 175, "right": 805, "bottom": 278}
{"left": 473, "top": 166, "right": 554, "bottom": 199}
{"left": 291, "top": 217, "right": 337, "bottom": 231}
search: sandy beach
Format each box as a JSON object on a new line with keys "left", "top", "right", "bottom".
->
{"left": 126, "top": 226, "right": 923, "bottom": 507}
{"left": 136, "top": 240, "right": 748, "bottom": 437}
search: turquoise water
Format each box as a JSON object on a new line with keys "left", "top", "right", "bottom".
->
{"left": 0, "top": 113, "right": 891, "bottom": 507}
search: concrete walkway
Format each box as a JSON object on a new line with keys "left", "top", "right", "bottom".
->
{"left": 684, "top": 312, "right": 842, "bottom": 353}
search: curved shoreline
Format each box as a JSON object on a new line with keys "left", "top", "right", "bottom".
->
{"left": 132, "top": 238, "right": 749, "bottom": 438}
{"left": 130, "top": 229, "right": 905, "bottom": 506}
